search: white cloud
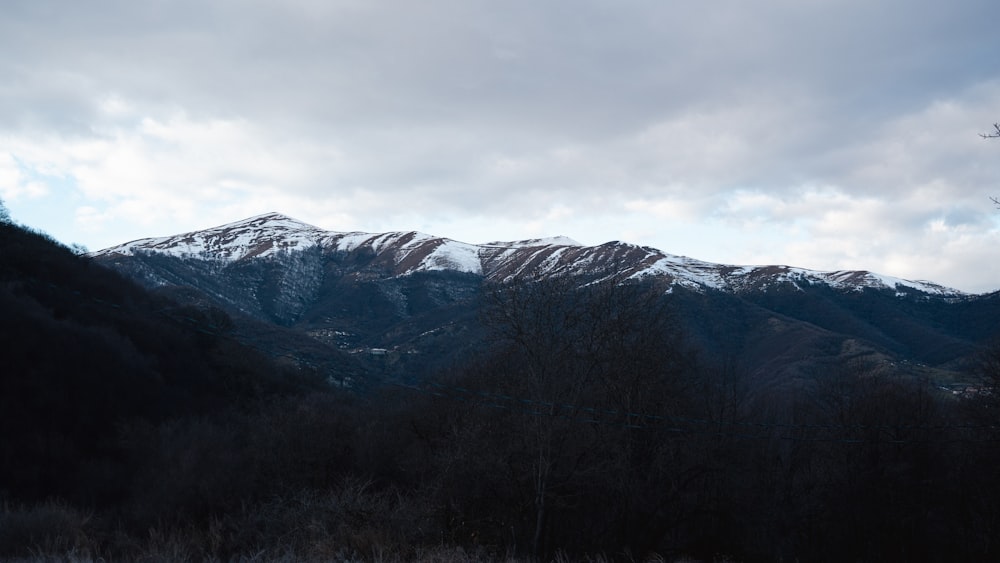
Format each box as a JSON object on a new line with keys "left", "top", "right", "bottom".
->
{"left": 0, "top": 152, "right": 51, "bottom": 201}
{"left": 2, "top": 0, "right": 1000, "bottom": 292}
{"left": 2, "top": 109, "right": 352, "bottom": 233}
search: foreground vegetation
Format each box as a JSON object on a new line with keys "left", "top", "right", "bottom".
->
{"left": 3, "top": 219, "right": 1000, "bottom": 562}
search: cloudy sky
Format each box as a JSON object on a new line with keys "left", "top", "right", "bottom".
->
{"left": 2, "top": 0, "right": 1000, "bottom": 292}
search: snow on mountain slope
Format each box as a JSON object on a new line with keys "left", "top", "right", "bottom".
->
{"left": 91, "top": 213, "right": 482, "bottom": 275}
{"left": 94, "top": 212, "right": 330, "bottom": 261}
{"left": 90, "top": 212, "right": 966, "bottom": 297}
{"left": 483, "top": 236, "right": 583, "bottom": 248}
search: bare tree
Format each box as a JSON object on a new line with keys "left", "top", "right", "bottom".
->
{"left": 983, "top": 125, "right": 1000, "bottom": 207}
{"left": 473, "top": 276, "right": 691, "bottom": 556}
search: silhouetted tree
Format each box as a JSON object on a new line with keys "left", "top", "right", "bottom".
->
{"left": 420, "top": 276, "right": 694, "bottom": 557}
{"left": 983, "top": 124, "right": 1000, "bottom": 207}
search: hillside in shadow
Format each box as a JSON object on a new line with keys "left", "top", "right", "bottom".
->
{"left": 4, "top": 218, "right": 1000, "bottom": 562}
{"left": 0, "top": 221, "right": 326, "bottom": 504}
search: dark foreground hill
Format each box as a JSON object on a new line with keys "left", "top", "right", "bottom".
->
{"left": 5, "top": 215, "right": 1000, "bottom": 562}
{"left": 0, "top": 220, "right": 327, "bottom": 504}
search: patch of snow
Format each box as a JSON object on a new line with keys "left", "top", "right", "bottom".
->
{"left": 630, "top": 255, "right": 727, "bottom": 289}
{"left": 329, "top": 232, "right": 374, "bottom": 252}
{"left": 417, "top": 240, "right": 483, "bottom": 274}
{"left": 482, "top": 236, "right": 582, "bottom": 248}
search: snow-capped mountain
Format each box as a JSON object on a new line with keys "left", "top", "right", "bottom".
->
{"left": 90, "top": 212, "right": 999, "bottom": 386}
{"left": 91, "top": 212, "right": 961, "bottom": 297}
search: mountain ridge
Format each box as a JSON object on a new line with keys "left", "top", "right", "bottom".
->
{"left": 90, "top": 211, "right": 965, "bottom": 297}
{"left": 88, "top": 211, "right": 1000, "bottom": 387}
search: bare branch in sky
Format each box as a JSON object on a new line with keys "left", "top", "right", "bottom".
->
{"left": 980, "top": 123, "right": 1000, "bottom": 139}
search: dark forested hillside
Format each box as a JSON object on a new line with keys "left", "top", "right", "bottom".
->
{"left": 5, "top": 218, "right": 1000, "bottom": 562}
{"left": 0, "top": 221, "right": 324, "bottom": 504}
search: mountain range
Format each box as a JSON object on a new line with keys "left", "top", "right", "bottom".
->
{"left": 91, "top": 212, "right": 962, "bottom": 295}
{"left": 90, "top": 212, "right": 1000, "bottom": 389}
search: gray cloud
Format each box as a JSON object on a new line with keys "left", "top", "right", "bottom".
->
{"left": 2, "top": 0, "right": 1000, "bottom": 291}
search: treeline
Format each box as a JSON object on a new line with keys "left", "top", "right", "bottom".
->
{"left": 0, "top": 221, "right": 326, "bottom": 534}
{"left": 3, "top": 219, "right": 1000, "bottom": 561}
{"left": 368, "top": 279, "right": 1000, "bottom": 561}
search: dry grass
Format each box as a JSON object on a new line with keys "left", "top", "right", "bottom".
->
{"left": 0, "top": 500, "right": 96, "bottom": 560}
{"left": 0, "top": 485, "right": 708, "bottom": 562}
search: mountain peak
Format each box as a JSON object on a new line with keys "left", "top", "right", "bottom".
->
{"left": 91, "top": 212, "right": 329, "bottom": 262}
{"left": 224, "top": 212, "right": 321, "bottom": 230}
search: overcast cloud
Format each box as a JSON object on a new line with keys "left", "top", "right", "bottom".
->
{"left": 2, "top": 0, "right": 1000, "bottom": 292}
